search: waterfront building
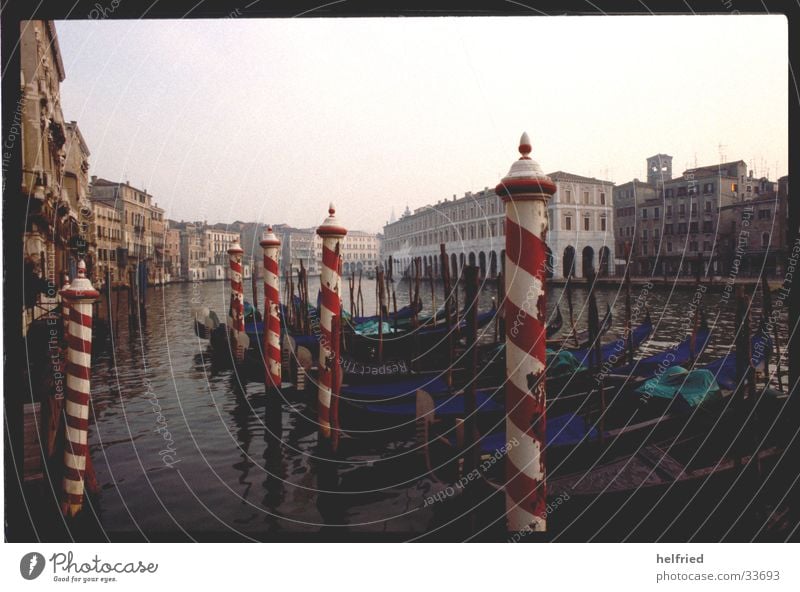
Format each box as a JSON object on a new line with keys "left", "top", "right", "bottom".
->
{"left": 177, "top": 221, "right": 207, "bottom": 280}
{"left": 93, "top": 200, "right": 123, "bottom": 284}
{"left": 90, "top": 177, "right": 166, "bottom": 286}
{"left": 382, "top": 172, "right": 615, "bottom": 280}
{"left": 717, "top": 175, "right": 788, "bottom": 278}
{"left": 19, "top": 20, "right": 93, "bottom": 334}
{"left": 205, "top": 223, "right": 242, "bottom": 266}
{"left": 617, "top": 156, "right": 775, "bottom": 277}
{"left": 341, "top": 229, "right": 381, "bottom": 275}
{"left": 547, "top": 171, "right": 615, "bottom": 279}
{"left": 164, "top": 225, "right": 182, "bottom": 282}
{"left": 283, "top": 227, "right": 320, "bottom": 275}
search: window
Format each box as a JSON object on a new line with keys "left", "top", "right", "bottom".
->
{"left": 690, "top": 222, "right": 698, "bottom": 233}
{"left": 679, "top": 203, "right": 686, "bottom": 217}
{"left": 654, "top": 228, "right": 660, "bottom": 240}
{"left": 678, "top": 222, "right": 688, "bottom": 234}
{"left": 677, "top": 187, "right": 687, "bottom": 197}
{"left": 565, "top": 190, "right": 572, "bottom": 203}
{"left": 583, "top": 216, "right": 590, "bottom": 231}
{"left": 703, "top": 183, "right": 714, "bottom": 194}
{"left": 643, "top": 229, "right": 649, "bottom": 240}
{"left": 758, "top": 209, "right": 771, "bottom": 220}
{"left": 688, "top": 184, "right": 698, "bottom": 195}
{"left": 601, "top": 217, "right": 607, "bottom": 232}
{"left": 565, "top": 216, "right": 572, "bottom": 230}
{"left": 642, "top": 208, "right": 648, "bottom": 219}
{"left": 691, "top": 202, "right": 697, "bottom": 216}
{"left": 666, "top": 205, "right": 673, "bottom": 217}
{"left": 703, "top": 241, "right": 712, "bottom": 252}
{"left": 705, "top": 201, "right": 712, "bottom": 213}
{"left": 665, "top": 224, "right": 673, "bottom": 235}
{"left": 642, "top": 243, "right": 648, "bottom": 256}
{"left": 667, "top": 242, "right": 673, "bottom": 253}
{"left": 583, "top": 191, "right": 589, "bottom": 204}
{"left": 703, "top": 221, "right": 713, "bottom": 234}
{"left": 689, "top": 241, "right": 699, "bottom": 252}
{"left": 600, "top": 192, "right": 606, "bottom": 205}
{"left": 762, "top": 232, "right": 770, "bottom": 248}
{"left": 732, "top": 183, "right": 738, "bottom": 192}
{"left": 654, "top": 207, "right": 660, "bottom": 219}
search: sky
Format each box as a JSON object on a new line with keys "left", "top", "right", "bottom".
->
{"left": 55, "top": 15, "right": 789, "bottom": 233}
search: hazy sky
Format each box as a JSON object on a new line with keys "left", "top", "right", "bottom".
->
{"left": 55, "top": 16, "right": 788, "bottom": 233}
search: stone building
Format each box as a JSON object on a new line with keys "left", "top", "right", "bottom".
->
{"left": 613, "top": 178, "right": 657, "bottom": 267}
{"left": 205, "top": 223, "right": 241, "bottom": 266}
{"left": 19, "top": 20, "right": 93, "bottom": 333}
{"left": 93, "top": 200, "right": 123, "bottom": 284}
{"left": 282, "top": 228, "right": 319, "bottom": 275}
{"left": 718, "top": 179, "right": 788, "bottom": 278}
{"left": 177, "top": 221, "right": 207, "bottom": 281}
{"left": 547, "top": 171, "right": 615, "bottom": 279}
{"left": 163, "top": 224, "right": 182, "bottom": 282}
{"left": 613, "top": 154, "right": 779, "bottom": 277}
{"left": 90, "top": 177, "right": 165, "bottom": 286}
{"left": 382, "top": 172, "right": 615, "bottom": 281}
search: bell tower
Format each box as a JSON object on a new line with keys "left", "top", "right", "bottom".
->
{"left": 646, "top": 153, "right": 673, "bottom": 187}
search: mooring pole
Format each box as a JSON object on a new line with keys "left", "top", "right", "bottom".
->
{"left": 316, "top": 203, "right": 347, "bottom": 439}
{"left": 228, "top": 242, "right": 247, "bottom": 363}
{"left": 331, "top": 244, "right": 343, "bottom": 452}
{"left": 761, "top": 274, "right": 782, "bottom": 391}
{"left": 588, "top": 267, "right": 605, "bottom": 447}
{"left": 59, "top": 260, "right": 99, "bottom": 517}
{"left": 440, "top": 243, "right": 454, "bottom": 390}
{"left": 497, "top": 132, "right": 555, "bottom": 533}
{"left": 463, "top": 265, "right": 480, "bottom": 477}
{"left": 624, "top": 241, "right": 633, "bottom": 365}
{"left": 261, "top": 227, "right": 282, "bottom": 393}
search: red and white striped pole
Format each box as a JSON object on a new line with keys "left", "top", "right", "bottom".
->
{"left": 59, "top": 259, "right": 99, "bottom": 517}
{"left": 316, "top": 203, "right": 347, "bottom": 438}
{"left": 496, "top": 132, "right": 556, "bottom": 533}
{"left": 228, "top": 242, "right": 247, "bottom": 363}
{"left": 61, "top": 273, "right": 71, "bottom": 338}
{"left": 260, "top": 226, "right": 282, "bottom": 390}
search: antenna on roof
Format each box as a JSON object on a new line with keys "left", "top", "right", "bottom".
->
{"left": 717, "top": 143, "right": 726, "bottom": 163}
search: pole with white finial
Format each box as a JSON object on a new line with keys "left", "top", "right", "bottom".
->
{"left": 316, "top": 203, "right": 347, "bottom": 439}
{"left": 59, "top": 259, "right": 99, "bottom": 517}
{"left": 496, "top": 132, "right": 555, "bottom": 533}
{"left": 260, "top": 226, "right": 282, "bottom": 391}
{"left": 228, "top": 241, "right": 247, "bottom": 363}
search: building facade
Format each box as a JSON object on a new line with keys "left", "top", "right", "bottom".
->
{"left": 205, "top": 224, "right": 241, "bottom": 266}
{"left": 615, "top": 155, "right": 782, "bottom": 277}
{"left": 19, "top": 20, "right": 94, "bottom": 333}
{"left": 718, "top": 181, "right": 788, "bottom": 278}
{"left": 382, "top": 173, "right": 615, "bottom": 281}
{"left": 164, "top": 225, "right": 182, "bottom": 282}
{"left": 93, "top": 200, "right": 123, "bottom": 284}
{"left": 90, "top": 177, "right": 166, "bottom": 286}
{"left": 547, "top": 171, "right": 615, "bottom": 279}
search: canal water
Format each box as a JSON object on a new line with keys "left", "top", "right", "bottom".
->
{"left": 85, "top": 275, "right": 788, "bottom": 539}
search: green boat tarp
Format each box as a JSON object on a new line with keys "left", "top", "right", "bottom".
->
{"left": 634, "top": 366, "right": 721, "bottom": 409}
{"left": 546, "top": 348, "right": 584, "bottom": 378}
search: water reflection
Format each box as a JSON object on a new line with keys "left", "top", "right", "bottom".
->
{"left": 87, "top": 277, "right": 787, "bottom": 538}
